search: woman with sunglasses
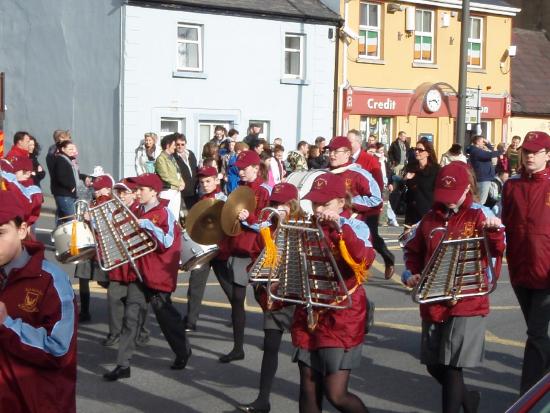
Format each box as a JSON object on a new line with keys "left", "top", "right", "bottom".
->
{"left": 403, "top": 138, "right": 440, "bottom": 227}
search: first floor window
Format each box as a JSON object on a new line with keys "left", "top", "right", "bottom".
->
{"left": 359, "top": 2, "right": 381, "bottom": 59}
{"left": 468, "top": 17, "right": 483, "bottom": 67}
{"left": 414, "top": 9, "right": 434, "bottom": 63}
{"left": 177, "top": 23, "right": 202, "bottom": 71}
{"left": 199, "top": 121, "right": 232, "bottom": 149}
{"left": 284, "top": 34, "right": 305, "bottom": 78}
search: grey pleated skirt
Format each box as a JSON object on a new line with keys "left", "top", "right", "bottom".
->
{"left": 264, "top": 305, "right": 295, "bottom": 332}
{"left": 74, "top": 259, "right": 109, "bottom": 283}
{"left": 420, "top": 316, "right": 487, "bottom": 368}
{"left": 228, "top": 256, "right": 252, "bottom": 287}
{"left": 293, "top": 345, "right": 363, "bottom": 375}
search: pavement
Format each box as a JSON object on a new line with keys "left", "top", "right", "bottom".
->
{"left": 36, "top": 207, "right": 527, "bottom": 413}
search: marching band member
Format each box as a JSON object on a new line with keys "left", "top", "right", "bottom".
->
{"left": 220, "top": 150, "right": 271, "bottom": 363}
{"left": 292, "top": 172, "right": 375, "bottom": 413}
{"left": 501, "top": 131, "right": 550, "bottom": 395}
{"left": 74, "top": 175, "right": 112, "bottom": 323}
{"left": 0, "top": 191, "right": 77, "bottom": 413}
{"left": 183, "top": 166, "right": 232, "bottom": 332}
{"left": 403, "top": 162, "right": 505, "bottom": 413}
{"left": 102, "top": 179, "right": 150, "bottom": 348}
{"left": 103, "top": 173, "right": 190, "bottom": 381}
{"left": 239, "top": 182, "right": 302, "bottom": 413}
{"left": 325, "top": 137, "right": 390, "bottom": 280}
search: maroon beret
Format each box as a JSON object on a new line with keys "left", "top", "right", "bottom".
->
{"left": 234, "top": 150, "right": 261, "bottom": 169}
{"left": 270, "top": 183, "right": 299, "bottom": 204}
{"left": 197, "top": 166, "right": 218, "bottom": 178}
{"left": 303, "top": 173, "right": 347, "bottom": 203}
{"left": 92, "top": 175, "right": 114, "bottom": 191}
{"left": 0, "top": 189, "right": 25, "bottom": 225}
{"left": 127, "top": 173, "right": 163, "bottom": 193}
{"left": 522, "top": 131, "right": 550, "bottom": 152}
{"left": 327, "top": 136, "right": 352, "bottom": 151}
{"left": 433, "top": 161, "right": 470, "bottom": 205}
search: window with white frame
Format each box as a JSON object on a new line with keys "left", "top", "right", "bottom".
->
{"left": 284, "top": 34, "right": 305, "bottom": 79}
{"left": 468, "top": 17, "right": 483, "bottom": 68}
{"left": 177, "top": 23, "right": 203, "bottom": 71}
{"left": 249, "top": 120, "right": 271, "bottom": 141}
{"left": 359, "top": 2, "right": 381, "bottom": 59}
{"left": 414, "top": 9, "right": 434, "bottom": 63}
{"left": 160, "top": 117, "right": 186, "bottom": 137}
{"left": 199, "top": 121, "right": 232, "bottom": 149}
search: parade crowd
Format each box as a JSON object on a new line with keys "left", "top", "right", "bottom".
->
{"left": 0, "top": 125, "right": 548, "bottom": 413}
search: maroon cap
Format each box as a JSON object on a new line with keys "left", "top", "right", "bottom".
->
{"left": 521, "top": 131, "right": 550, "bottom": 152}
{"left": 0, "top": 190, "right": 25, "bottom": 225}
{"left": 114, "top": 178, "right": 137, "bottom": 192}
{"left": 92, "top": 175, "right": 114, "bottom": 191}
{"left": 327, "top": 136, "right": 352, "bottom": 151}
{"left": 127, "top": 173, "right": 163, "bottom": 193}
{"left": 197, "top": 166, "right": 218, "bottom": 178}
{"left": 234, "top": 150, "right": 261, "bottom": 169}
{"left": 303, "top": 173, "right": 347, "bottom": 203}
{"left": 11, "top": 156, "right": 33, "bottom": 173}
{"left": 270, "top": 183, "right": 299, "bottom": 204}
{"left": 433, "top": 161, "right": 470, "bottom": 205}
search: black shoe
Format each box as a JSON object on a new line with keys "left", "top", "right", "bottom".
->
{"left": 219, "top": 350, "right": 245, "bottom": 363}
{"left": 171, "top": 348, "right": 192, "bottom": 370}
{"left": 78, "top": 312, "right": 91, "bottom": 323}
{"left": 184, "top": 323, "right": 196, "bottom": 332}
{"left": 102, "top": 334, "right": 120, "bottom": 347}
{"left": 103, "top": 365, "right": 130, "bottom": 381}
{"left": 237, "top": 403, "right": 271, "bottom": 413}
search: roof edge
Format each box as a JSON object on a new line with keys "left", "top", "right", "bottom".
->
{"left": 397, "top": 0, "right": 521, "bottom": 17}
{"left": 126, "top": 0, "right": 343, "bottom": 25}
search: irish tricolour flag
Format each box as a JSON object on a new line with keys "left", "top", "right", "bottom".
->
{"left": 359, "top": 30, "right": 378, "bottom": 56}
{"left": 414, "top": 35, "right": 432, "bottom": 61}
{"left": 469, "top": 42, "right": 481, "bottom": 66}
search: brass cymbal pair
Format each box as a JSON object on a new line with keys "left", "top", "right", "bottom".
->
{"left": 185, "top": 186, "right": 256, "bottom": 245}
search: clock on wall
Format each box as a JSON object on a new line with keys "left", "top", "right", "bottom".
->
{"left": 424, "top": 88, "right": 442, "bottom": 113}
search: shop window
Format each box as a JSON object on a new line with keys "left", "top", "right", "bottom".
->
{"left": 177, "top": 23, "right": 203, "bottom": 72}
{"left": 468, "top": 17, "right": 483, "bottom": 68}
{"left": 414, "top": 9, "right": 434, "bottom": 63}
{"left": 359, "top": 2, "right": 381, "bottom": 59}
{"left": 359, "top": 116, "right": 393, "bottom": 148}
{"left": 199, "top": 121, "right": 232, "bottom": 148}
{"left": 160, "top": 117, "right": 186, "bottom": 137}
{"left": 283, "top": 34, "right": 305, "bottom": 79}
{"left": 249, "top": 120, "right": 271, "bottom": 141}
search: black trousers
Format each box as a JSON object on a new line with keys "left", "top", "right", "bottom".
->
{"left": 146, "top": 289, "right": 190, "bottom": 359}
{"left": 364, "top": 214, "right": 395, "bottom": 267}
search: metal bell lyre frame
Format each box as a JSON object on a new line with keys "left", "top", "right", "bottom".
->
{"left": 411, "top": 226, "right": 498, "bottom": 304}
{"left": 261, "top": 210, "right": 353, "bottom": 330}
{"left": 78, "top": 193, "right": 158, "bottom": 283}
{"left": 248, "top": 207, "right": 285, "bottom": 283}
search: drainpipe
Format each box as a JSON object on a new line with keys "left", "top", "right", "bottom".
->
{"left": 337, "top": 0, "right": 351, "bottom": 135}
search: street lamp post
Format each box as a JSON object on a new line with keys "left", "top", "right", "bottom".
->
{"left": 456, "top": 0, "right": 471, "bottom": 147}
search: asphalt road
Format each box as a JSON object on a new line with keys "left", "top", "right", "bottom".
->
{"left": 37, "top": 211, "right": 526, "bottom": 413}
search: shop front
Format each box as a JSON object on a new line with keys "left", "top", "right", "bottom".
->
{"left": 343, "top": 86, "right": 511, "bottom": 156}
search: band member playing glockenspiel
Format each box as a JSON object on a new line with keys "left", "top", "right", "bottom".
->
{"left": 239, "top": 182, "right": 303, "bottom": 413}
{"left": 291, "top": 172, "right": 375, "bottom": 413}
{"left": 402, "top": 162, "right": 505, "bottom": 413}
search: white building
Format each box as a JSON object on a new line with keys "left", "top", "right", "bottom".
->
{"left": 122, "top": 0, "right": 340, "bottom": 176}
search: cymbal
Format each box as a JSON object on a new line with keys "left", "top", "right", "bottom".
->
{"left": 221, "top": 186, "right": 256, "bottom": 236}
{"left": 185, "top": 198, "right": 225, "bottom": 245}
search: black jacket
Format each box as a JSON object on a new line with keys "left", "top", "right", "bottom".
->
{"left": 404, "top": 161, "right": 440, "bottom": 225}
{"left": 50, "top": 154, "right": 87, "bottom": 198}
{"left": 30, "top": 154, "right": 46, "bottom": 187}
{"left": 175, "top": 151, "right": 198, "bottom": 197}
{"left": 388, "top": 139, "right": 410, "bottom": 167}
{"left": 307, "top": 155, "right": 329, "bottom": 170}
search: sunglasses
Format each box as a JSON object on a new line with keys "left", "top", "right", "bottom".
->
{"left": 414, "top": 148, "right": 427, "bottom": 152}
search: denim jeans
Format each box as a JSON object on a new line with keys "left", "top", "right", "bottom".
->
{"left": 55, "top": 195, "right": 76, "bottom": 225}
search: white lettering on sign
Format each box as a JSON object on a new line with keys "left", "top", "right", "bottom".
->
{"left": 481, "top": 106, "right": 489, "bottom": 114}
{"left": 367, "top": 98, "right": 396, "bottom": 110}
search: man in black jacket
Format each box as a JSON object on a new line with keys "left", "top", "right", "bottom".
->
{"left": 174, "top": 134, "right": 199, "bottom": 210}
{"left": 387, "top": 131, "right": 410, "bottom": 177}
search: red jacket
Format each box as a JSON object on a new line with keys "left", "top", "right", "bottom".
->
{"left": 0, "top": 241, "right": 77, "bottom": 413}
{"left": 136, "top": 200, "right": 181, "bottom": 292}
{"left": 330, "top": 162, "right": 382, "bottom": 218}
{"left": 291, "top": 209, "right": 376, "bottom": 350}
{"left": 225, "top": 178, "right": 271, "bottom": 257}
{"left": 403, "top": 195, "right": 505, "bottom": 322}
{"left": 502, "top": 167, "right": 550, "bottom": 289}
{"left": 5, "top": 145, "right": 29, "bottom": 163}
{"left": 355, "top": 150, "right": 384, "bottom": 215}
